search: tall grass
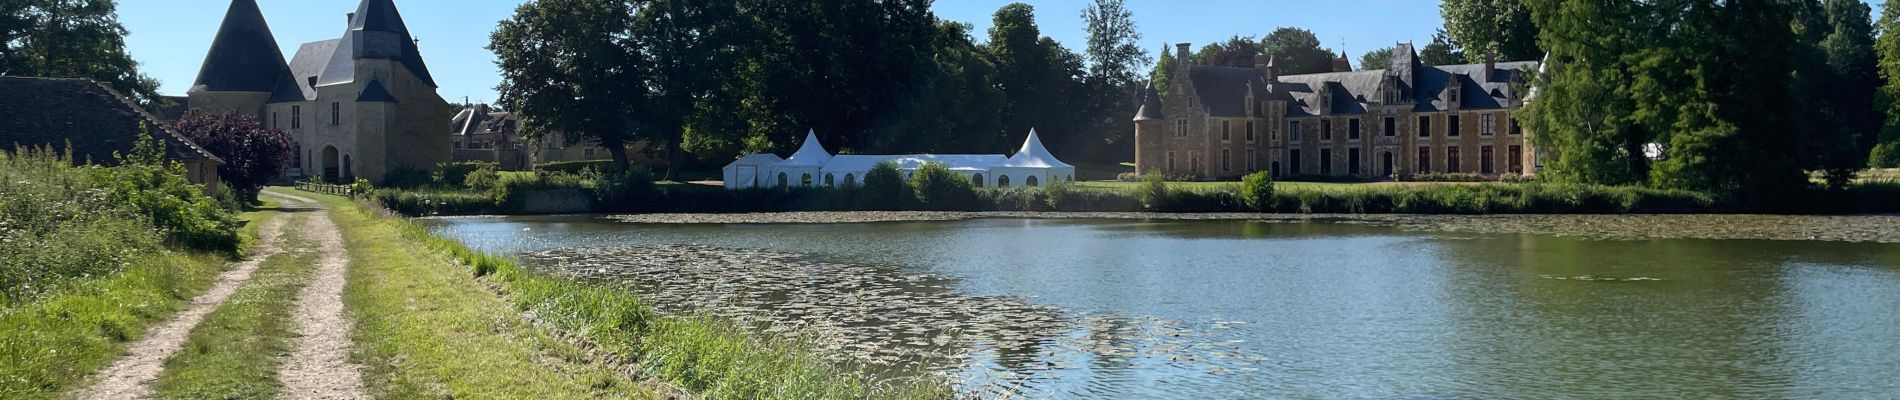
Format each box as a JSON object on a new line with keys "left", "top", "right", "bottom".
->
{"left": 364, "top": 200, "right": 952, "bottom": 399}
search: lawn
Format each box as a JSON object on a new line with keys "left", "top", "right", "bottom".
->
{"left": 1074, "top": 180, "right": 1473, "bottom": 192}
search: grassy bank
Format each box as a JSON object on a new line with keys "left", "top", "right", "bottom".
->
{"left": 0, "top": 147, "right": 253, "bottom": 399}
{"left": 150, "top": 214, "right": 317, "bottom": 399}
{"left": 298, "top": 189, "right": 950, "bottom": 398}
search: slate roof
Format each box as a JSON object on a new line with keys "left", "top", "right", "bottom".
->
{"left": 1132, "top": 82, "right": 1165, "bottom": 121}
{"left": 273, "top": 39, "right": 340, "bottom": 103}
{"left": 0, "top": 77, "right": 221, "bottom": 164}
{"left": 1154, "top": 47, "right": 1538, "bottom": 119}
{"left": 451, "top": 105, "right": 519, "bottom": 136}
{"left": 317, "top": 0, "right": 439, "bottom": 89}
{"left": 191, "top": 0, "right": 293, "bottom": 93}
{"left": 356, "top": 80, "right": 398, "bottom": 102}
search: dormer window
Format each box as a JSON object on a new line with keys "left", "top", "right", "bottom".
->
{"left": 1450, "top": 88, "right": 1460, "bottom": 103}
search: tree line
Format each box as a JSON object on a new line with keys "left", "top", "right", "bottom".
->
{"left": 489, "top": 0, "right": 1155, "bottom": 179}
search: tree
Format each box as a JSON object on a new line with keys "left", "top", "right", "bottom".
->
{"left": 1080, "top": 0, "right": 1148, "bottom": 85}
{"left": 0, "top": 0, "right": 160, "bottom": 106}
{"left": 173, "top": 112, "right": 291, "bottom": 201}
{"left": 1419, "top": 28, "right": 1465, "bottom": 66}
{"left": 490, "top": 0, "right": 644, "bottom": 172}
{"left": 1360, "top": 47, "right": 1394, "bottom": 70}
{"left": 987, "top": 4, "right": 1085, "bottom": 158}
{"left": 1441, "top": 0, "right": 1542, "bottom": 62}
{"left": 1877, "top": 0, "right": 1900, "bottom": 167}
{"left": 1150, "top": 45, "right": 1176, "bottom": 93}
{"left": 1258, "top": 27, "right": 1335, "bottom": 75}
{"left": 1522, "top": 0, "right": 1647, "bottom": 185}
{"left": 1803, "top": 0, "right": 1878, "bottom": 187}
{"left": 632, "top": 0, "right": 741, "bottom": 180}
{"left": 1194, "top": 35, "right": 1262, "bottom": 68}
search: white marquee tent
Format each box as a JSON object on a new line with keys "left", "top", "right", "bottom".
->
{"left": 724, "top": 129, "right": 1073, "bottom": 189}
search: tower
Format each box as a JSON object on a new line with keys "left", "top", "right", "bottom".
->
{"left": 1132, "top": 82, "right": 1167, "bottom": 174}
{"left": 188, "top": 0, "right": 293, "bottom": 119}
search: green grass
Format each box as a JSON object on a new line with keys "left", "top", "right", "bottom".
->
{"left": 293, "top": 189, "right": 952, "bottom": 399}
{"left": 1075, "top": 180, "right": 1398, "bottom": 192}
{"left": 293, "top": 189, "right": 660, "bottom": 399}
{"left": 150, "top": 214, "right": 317, "bottom": 399}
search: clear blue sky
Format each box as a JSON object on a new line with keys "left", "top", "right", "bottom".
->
{"left": 121, "top": 0, "right": 1884, "bottom": 105}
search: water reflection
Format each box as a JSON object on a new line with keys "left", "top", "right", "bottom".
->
{"left": 423, "top": 215, "right": 1900, "bottom": 398}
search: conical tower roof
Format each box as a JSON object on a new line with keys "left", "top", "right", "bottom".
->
{"left": 1133, "top": 81, "right": 1165, "bottom": 121}
{"left": 317, "top": 0, "right": 438, "bottom": 88}
{"left": 780, "top": 129, "right": 833, "bottom": 167}
{"left": 998, "top": 129, "right": 1072, "bottom": 168}
{"left": 191, "top": 0, "right": 292, "bottom": 93}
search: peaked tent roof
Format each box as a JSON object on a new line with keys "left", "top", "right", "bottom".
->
{"left": 779, "top": 130, "right": 832, "bottom": 167}
{"left": 996, "top": 129, "right": 1071, "bottom": 169}
{"left": 317, "top": 0, "right": 439, "bottom": 88}
{"left": 191, "top": 0, "right": 293, "bottom": 93}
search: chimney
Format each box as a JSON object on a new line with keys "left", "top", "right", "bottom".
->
{"left": 347, "top": 12, "right": 355, "bottom": 27}
{"left": 1483, "top": 49, "right": 1497, "bottom": 81}
{"left": 1176, "top": 43, "right": 1192, "bottom": 67}
{"left": 1255, "top": 53, "right": 1276, "bottom": 83}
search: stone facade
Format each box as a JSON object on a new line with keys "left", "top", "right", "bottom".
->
{"left": 1135, "top": 43, "right": 1539, "bottom": 180}
{"left": 188, "top": 0, "right": 451, "bottom": 183}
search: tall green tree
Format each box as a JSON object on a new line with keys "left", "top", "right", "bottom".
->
{"left": 1799, "top": 0, "right": 1877, "bottom": 186}
{"left": 490, "top": 0, "right": 645, "bottom": 172}
{"left": 1360, "top": 47, "right": 1394, "bottom": 70}
{"left": 1419, "top": 28, "right": 1466, "bottom": 66}
{"left": 987, "top": 3, "right": 1085, "bottom": 155}
{"left": 1080, "top": 0, "right": 1148, "bottom": 85}
{"left": 632, "top": 0, "right": 742, "bottom": 180}
{"left": 1440, "top": 0, "right": 1542, "bottom": 62}
{"left": 1648, "top": 0, "right": 1809, "bottom": 205}
{"left": 1876, "top": 0, "right": 1900, "bottom": 167}
{"left": 1258, "top": 27, "right": 1335, "bottom": 75}
{"left": 1150, "top": 45, "right": 1175, "bottom": 94}
{"left": 1194, "top": 35, "right": 1263, "bottom": 68}
{"left": 1522, "top": 0, "right": 1646, "bottom": 185}
{"left": 0, "top": 0, "right": 159, "bottom": 105}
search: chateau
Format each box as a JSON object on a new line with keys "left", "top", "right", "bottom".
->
{"left": 187, "top": 0, "right": 452, "bottom": 183}
{"left": 1134, "top": 43, "right": 1539, "bottom": 180}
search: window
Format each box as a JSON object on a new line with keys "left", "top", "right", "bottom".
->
{"left": 1290, "top": 121, "right": 1303, "bottom": 142}
{"left": 330, "top": 102, "right": 340, "bottom": 126}
{"left": 1417, "top": 116, "right": 1430, "bottom": 137}
{"left": 1247, "top": 149, "right": 1257, "bottom": 171}
{"left": 1176, "top": 119, "right": 1189, "bottom": 137}
{"left": 1321, "top": 119, "right": 1333, "bottom": 141}
{"left": 1510, "top": 116, "right": 1523, "bottom": 135}
{"left": 999, "top": 175, "right": 1011, "bottom": 187}
{"left": 272, "top": 112, "right": 279, "bottom": 129}
{"left": 1418, "top": 147, "right": 1432, "bottom": 173}
{"left": 1349, "top": 118, "right": 1361, "bottom": 140}
{"left": 291, "top": 143, "right": 302, "bottom": 169}
{"left": 1448, "top": 115, "right": 1461, "bottom": 137}
{"left": 845, "top": 173, "right": 857, "bottom": 187}
{"left": 1384, "top": 116, "right": 1396, "bottom": 137}
{"left": 1447, "top": 146, "right": 1462, "bottom": 173}
{"left": 1509, "top": 145, "right": 1524, "bottom": 173}
{"left": 1167, "top": 151, "right": 1177, "bottom": 172}
{"left": 1246, "top": 121, "right": 1256, "bottom": 142}
{"left": 1450, "top": 88, "right": 1460, "bottom": 103}
{"left": 292, "top": 106, "right": 302, "bottom": 129}
{"left": 1481, "top": 145, "right": 1496, "bottom": 174}
{"left": 1349, "top": 148, "right": 1362, "bottom": 175}
{"left": 1482, "top": 114, "right": 1496, "bottom": 136}
{"left": 1026, "top": 176, "right": 1040, "bottom": 187}
{"left": 1381, "top": 151, "right": 1395, "bottom": 176}
{"left": 971, "top": 173, "right": 984, "bottom": 188}
{"left": 778, "top": 172, "right": 789, "bottom": 187}
{"left": 584, "top": 148, "right": 595, "bottom": 157}
{"left": 1222, "top": 149, "right": 1231, "bottom": 172}
{"left": 1272, "top": 161, "right": 1282, "bottom": 177}
{"left": 1190, "top": 153, "right": 1201, "bottom": 173}
{"left": 1290, "top": 149, "right": 1303, "bottom": 175}
{"left": 1320, "top": 149, "right": 1333, "bottom": 175}
{"left": 801, "top": 173, "right": 813, "bottom": 187}
{"left": 1221, "top": 121, "right": 1231, "bottom": 141}
{"left": 825, "top": 174, "right": 836, "bottom": 187}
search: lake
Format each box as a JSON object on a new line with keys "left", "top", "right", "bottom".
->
{"left": 422, "top": 215, "right": 1900, "bottom": 399}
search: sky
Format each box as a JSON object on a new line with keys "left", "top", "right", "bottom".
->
{"left": 121, "top": 0, "right": 1884, "bottom": 105}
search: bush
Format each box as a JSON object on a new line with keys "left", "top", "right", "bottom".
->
{"left": 1240, "top": 171, "right": 1275, "bottom": 211}
{"left": 858, "top": 161, "right": 909, "bottom": 210}
{"left": 436, "top": 161, "right": 499, "bottom": 186}
{"left": 368, "top": 188, "right": 495, "bottom": 216}
{"left": 1135, "top": 170, "right": 1170, "bottom": 211}
{"left": 380, "top": 166, "right": 434, "bottom": 189}
{"left": 492, "top": 171, "right": 590, "bottom": 213}
{"left": 1873, "top": 142, "right": 1900, "bottom": 168}
{"left": 593, "top": 167, "right": 659, "bottom": 211}
{"left": 463, "top": 166, "right": 500, "bottom": 191}
{"left": 173, "top": 112, "right": 292, "bottom": 201}
{"left": 537, "top": 160, "right": 614, "bottom": 174}
{"left": 909, "top": 163, "right": 975, "bottom": 210}
{"left": 1404, "top": 172, "right": 1491, "bottom": 182}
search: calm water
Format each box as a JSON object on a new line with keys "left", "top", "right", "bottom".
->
{"left": 422, "top": 215, "right": 1900, "bottom": 399}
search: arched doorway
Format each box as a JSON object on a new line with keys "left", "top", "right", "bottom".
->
{"left": 1271, "top": 161, "right": 1281, "bottom": 178}
{"left": 998, "top": 175, "right": 1011, "bottom": 187}
{"left": 825, "top": 173, "right": 835, "bottom": 187}
{"left": 844, "top": 173, "right": 857, "bottom": 188}
{"left": 322, "top": 145, "right": 340, "bottom": 182}
{"left": 972, "top": 173, "right": 985, "bottom": 188}
{"left": 778, "top": 172, "right": 788, "bottom": 187}
{"left": 1380, "top": 151, "right": 1394, "bottom": 178}
{"left": 1026, "top": 175, "right": 1039, "bottom": 187}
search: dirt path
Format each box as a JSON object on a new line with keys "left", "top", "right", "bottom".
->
{"left": 73, "top": 209, "right": 294, "bottom": 400}
{"left": 270, "top": 191, "right": 367, "bottom": 400}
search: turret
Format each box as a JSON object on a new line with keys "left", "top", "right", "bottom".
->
{"left": 1255, "top": 54, "right": 1276, "bottom": 83}
{"left": 188, "top": 0, "right": 293, "bottom": 118}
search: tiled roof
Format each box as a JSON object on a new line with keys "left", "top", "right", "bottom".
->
{"left": 191, "top": 0, "right": 292, "bottom": 94}
{"left": 0, "top": 77, "right": 221, "bottom": 164}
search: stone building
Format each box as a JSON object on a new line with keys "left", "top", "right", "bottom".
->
{"left": 1134, "top": 43, "right": 1538, "bottom": 180}
{"left": 187, "top": 0, "right": 452, "bottom": 183}
{"left": 448, "top": 104, "right": 658, "bottom": 170}
{"left": 0, "top": 77, "right": 224, "bottom": 193}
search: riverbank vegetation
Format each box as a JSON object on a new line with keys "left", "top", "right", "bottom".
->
{"left": 0, "top": 144, "right": 250, "bottom": 398}
{"left": 303, "top": 191, "right": 951, "bottom": 398}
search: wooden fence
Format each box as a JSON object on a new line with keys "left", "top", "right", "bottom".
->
{"left": 295, "top": 182, "right": 356, "bottom": 197}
